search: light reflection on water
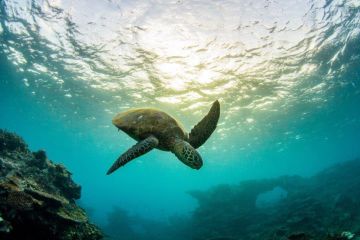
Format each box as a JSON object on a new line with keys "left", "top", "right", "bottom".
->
{"left": 1, "top": 0, "right": 360, "bottom": 223}
{"left": 0, "top": 0, "right": 359, "bottom": 150}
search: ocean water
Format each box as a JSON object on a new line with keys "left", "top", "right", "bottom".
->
{"left": 1, "top": 0, "right": 360, "bottom": 238}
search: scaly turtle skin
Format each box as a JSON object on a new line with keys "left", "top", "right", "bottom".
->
{"left": 106, "top": 100, "right": 220, "bottom": 175}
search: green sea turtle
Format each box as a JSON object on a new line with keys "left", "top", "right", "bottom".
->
{"left": 106, "top": 100, "right": 220, "bottom": 175}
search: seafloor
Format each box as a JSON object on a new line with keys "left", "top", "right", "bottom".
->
{"left": 1, "top": 129, "right": 360, "bottom": 240}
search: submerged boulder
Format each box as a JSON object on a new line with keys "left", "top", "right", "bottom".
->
{"left": 0, "top": 129, "right": 102, "bottom": 240}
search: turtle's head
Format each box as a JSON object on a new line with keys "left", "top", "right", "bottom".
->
{"left": 172, "top": 139, "right": 203, "bottom": 170}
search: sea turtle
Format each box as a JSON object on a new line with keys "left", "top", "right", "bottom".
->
{"left": 106, "top": 100, "right": 220, "bottom": 175}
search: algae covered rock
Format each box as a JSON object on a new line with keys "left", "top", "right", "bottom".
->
{"left": 0, "top": 129, "right": 102, "bottom": 240}
{"left": 0, "top": 129, "right": 28, "bottom": 153}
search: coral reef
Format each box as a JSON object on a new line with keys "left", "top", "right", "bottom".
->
{"left": 188, "top": 159, "right": 360, "bottom": 240}
{"left": 0, "top": 129, "right": 102, "bottom": 240}
{"left": 99, "top": 158, "right": 360, "bottom": 240}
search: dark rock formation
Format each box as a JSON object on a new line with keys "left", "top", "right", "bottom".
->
{"left": 0, "top": 129, "right": 102, "bottom": 240}
{"left": 188, "top": 159, "right": 360, "bottom": 240}
{"left": 97, "top": 158, "right": 360, "bottom": 240}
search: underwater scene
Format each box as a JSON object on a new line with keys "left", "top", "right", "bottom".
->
{"left": 1, "top": 0, "right": 360, "bottom": 239}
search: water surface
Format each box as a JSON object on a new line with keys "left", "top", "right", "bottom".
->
{"left": 1, "top": 0, "right": 360, "bottom": 224}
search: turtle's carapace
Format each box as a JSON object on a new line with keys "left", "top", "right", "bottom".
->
{"left": 106, "top": 100, "right": 220, "bottom": 175}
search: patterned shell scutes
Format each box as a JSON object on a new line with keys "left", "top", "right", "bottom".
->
{"left": 112, "top": 108, "right": 187, "bottom": 149}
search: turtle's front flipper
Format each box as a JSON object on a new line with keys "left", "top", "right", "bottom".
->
{"left": 107, "top": 136, "right": 159, "bottom": 175}
{"left": 189, "top": 100, "right": 220, "bottom": 149}
{"left": 171, "top": 139, "right": 203, "bottom": 170}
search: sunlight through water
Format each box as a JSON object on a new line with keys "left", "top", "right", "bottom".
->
{"left": 1, "top": 0, "right": 360, "bottom": 223}
{"left": 1, "top": 0, "right": 359, "bottom": 153}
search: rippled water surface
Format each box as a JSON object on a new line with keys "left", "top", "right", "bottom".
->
{"left": 1, "top": 0, "right": 360, "bottom": 224}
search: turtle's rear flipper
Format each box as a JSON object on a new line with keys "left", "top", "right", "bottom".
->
{"left": 107, "top": 135, "right": 159, "bottom": 175}
{"left": 189, "top": 100, "right": 220, "bottom": 149}
{"left": 172, "top": 139, "right": 203, "bottom": 169}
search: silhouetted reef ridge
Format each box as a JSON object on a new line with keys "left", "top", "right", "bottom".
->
{"left": 99, "top": 158, "right": 360, "bottom": 240}
{"left": 188, "top": 159, "right": 360, "bottom": 240}
{"left": 0, "top": 129, "right": 102, "bottom": 239}
{"left": 1, "top": 129, "right": 360, "bottom": 240}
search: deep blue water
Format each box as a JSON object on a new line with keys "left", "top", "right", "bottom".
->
{"left": 1, "top": 0, "right": 360, "bottom": 231}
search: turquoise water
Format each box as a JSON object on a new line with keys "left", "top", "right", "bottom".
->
{"left": 1, "top": 0, "right": 360, "bottom": 233}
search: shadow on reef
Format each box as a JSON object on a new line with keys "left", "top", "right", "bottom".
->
{"left": 100, "top": 158, "right": 360, "bottom": 240}
{"left": 0, "top": 129, "right": 102, "bottom": 239}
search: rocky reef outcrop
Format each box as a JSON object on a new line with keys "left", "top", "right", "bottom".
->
{"left": 0, "top": 129, "right": 102, "bottom": 239}
{"left": 188, "top": 159, "right": 360, "bottom": 240}
{"left": 96, "top": 158, "right": 360, "bottom": 240}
